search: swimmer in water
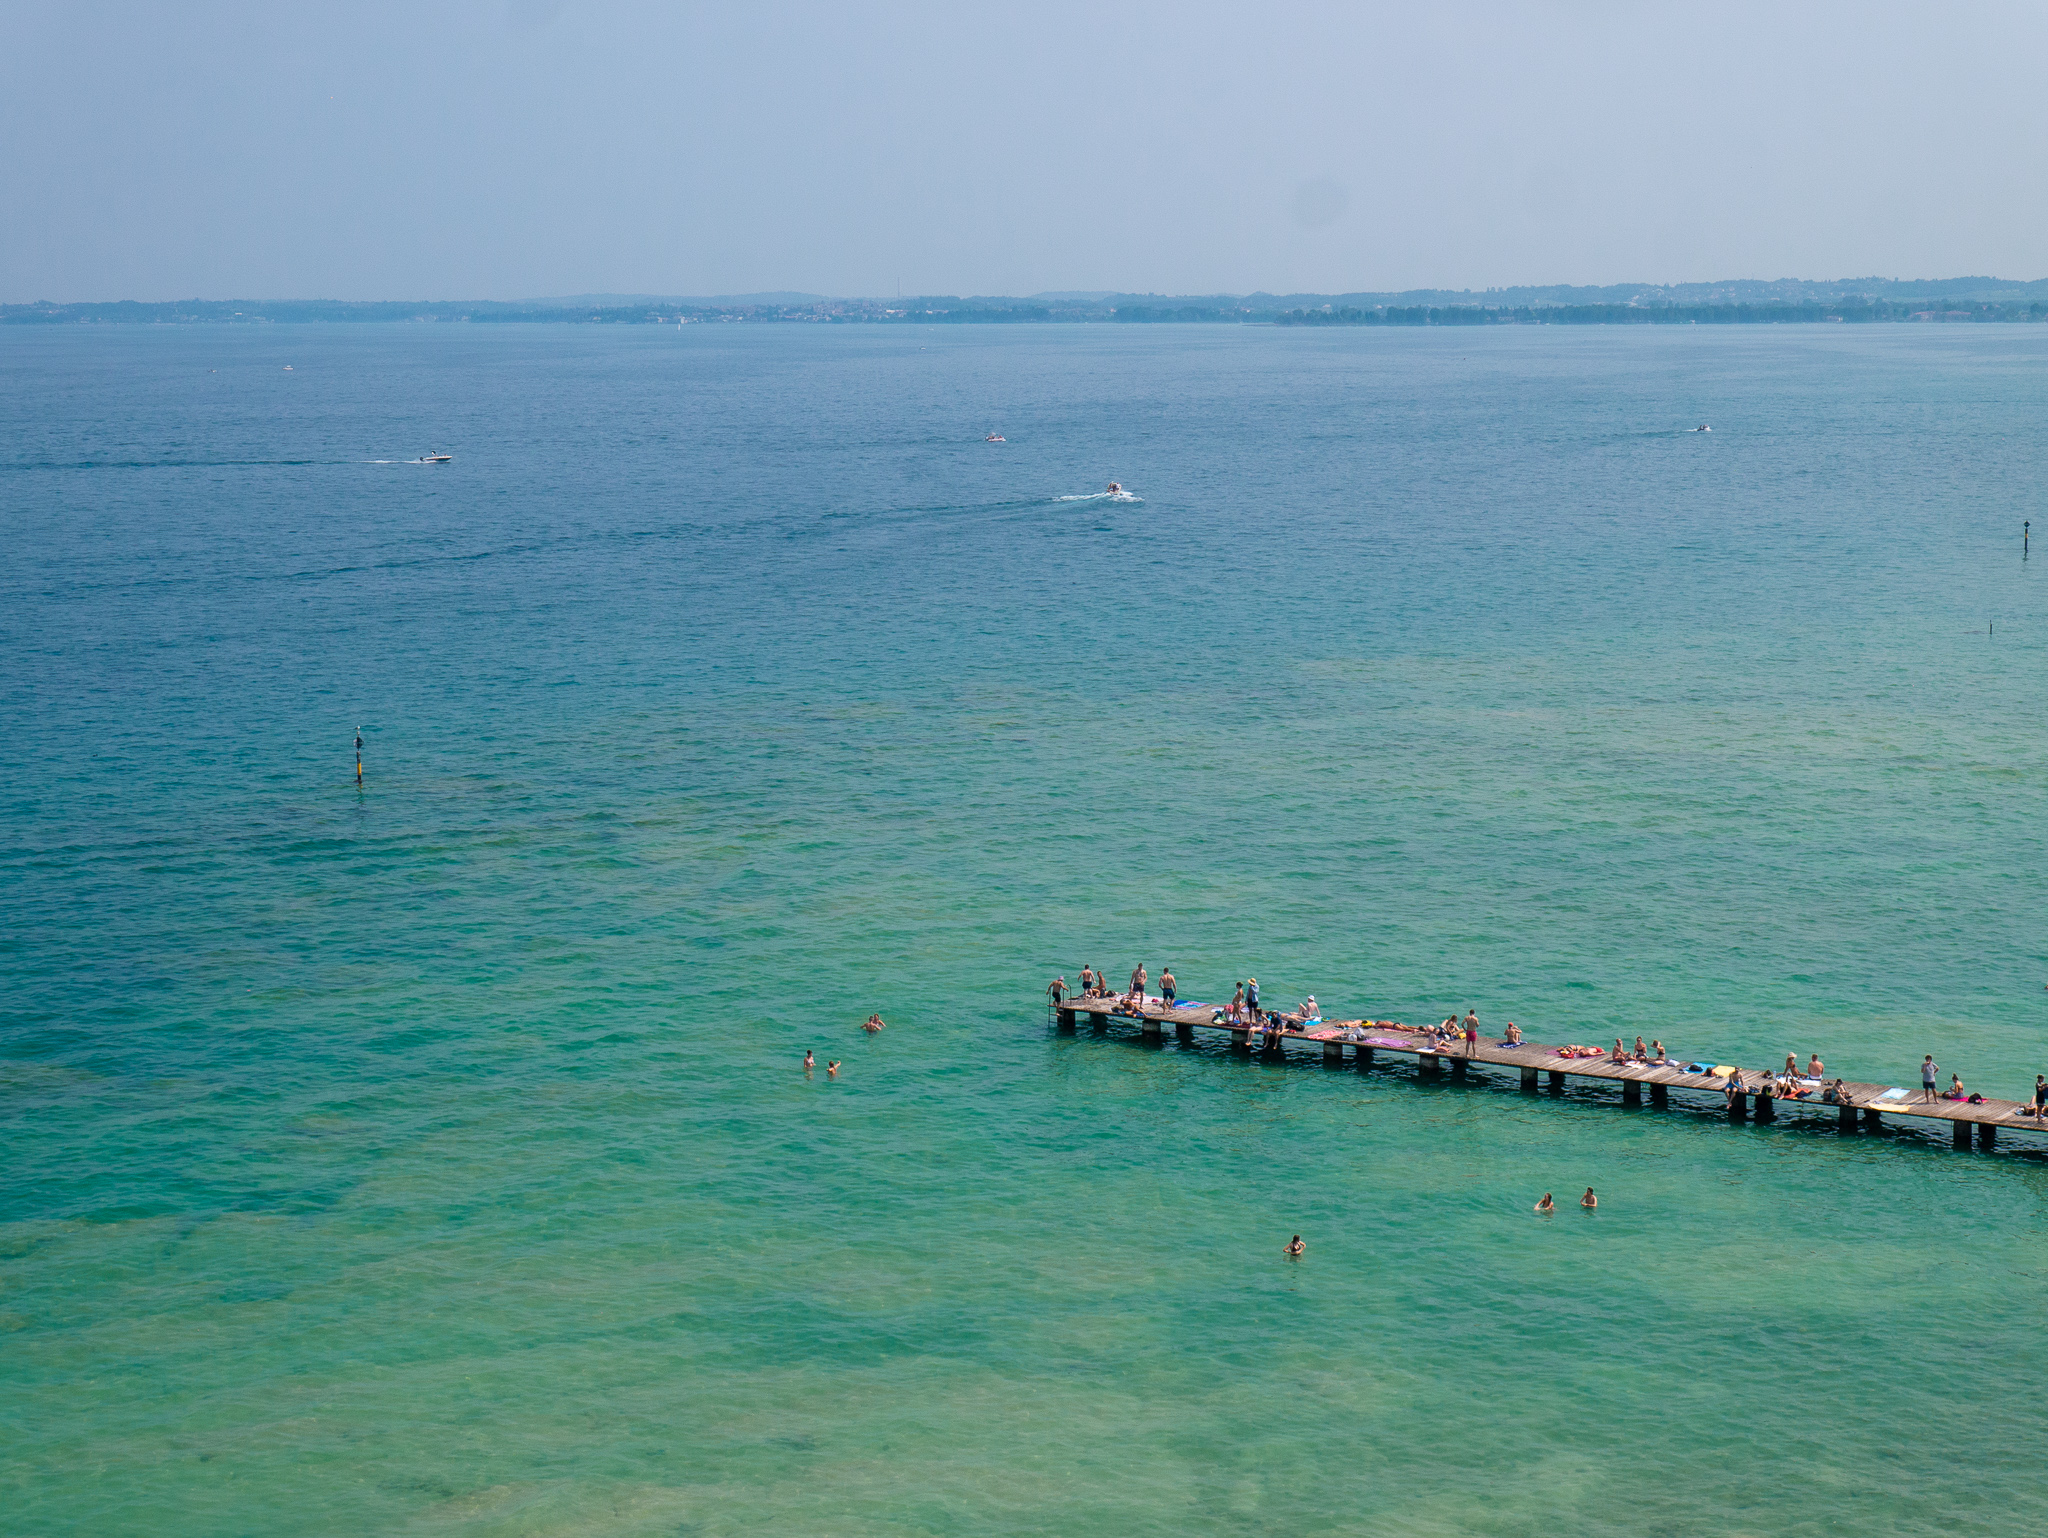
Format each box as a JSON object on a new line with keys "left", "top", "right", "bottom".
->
{"left": 862, "top": 1014, "right": 886, "bottom": 1033}
{"left": 1284, "top": 1235, "right": 1305, "bottom": 1257}
{"left": 1535, "top": 1193, "right": 1554, "bottom": 1213}
{"left": 1581, "top": 1188, "right": 1598, "bottom": 1209}
{"left": 803, "top": 1050, "right": 814, "bottom": 1072}
{"left": 827, "top": 1060, "right": 840, "bottom": 1078}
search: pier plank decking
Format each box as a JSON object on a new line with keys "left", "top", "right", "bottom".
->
{"left": 1050, "top": 994, "right": 2042, "bottom": 1149}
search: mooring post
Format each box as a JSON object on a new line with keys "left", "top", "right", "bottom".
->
{"left": 1622, "top": 1079, "right": 1642, "bottom": 1106}
{"left": 1547, "top": 1069, "right": 1564, "bottom": 1093}
{"left": 1979, "top": 1122, "right": 1998, "bottom": 1150}
{"left": 1650, "top": 1082, "right": 1668, "bottom": 1108}
{"left": 1953, "top": 1121, "right": 1972, "bottom": 1149}
{"left": 1521, "top": 1066, "right": 1538, "bottom": 1093}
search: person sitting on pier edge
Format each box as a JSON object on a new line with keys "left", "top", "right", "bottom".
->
{"left": 1808, "top": 1053, "right": 1824, "bottom": 1078}
{"left": 1724, "top": 1073, "right": 1745, "bottom": 1108}
{"left": 1650, "top": 1038, "right": 1666, "bottom": 1062}
{"left": 1160, "top": 967, "right": 1175, "bottom": 1009}
{"left": 1611, "top": 1039, "right": 1629, "bottom": 1064}
{"left": 1503, "top": 1022, "right": 1523, "bottom": 1046}
{"left": 2036, "top": 1075, "right": 2048, "bottom": 1112}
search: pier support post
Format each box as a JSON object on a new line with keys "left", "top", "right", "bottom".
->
{"left": 1954, "top": 1121, "right": 1972, "bottom": 1149}
{"left": 1357, "top": 1046, "right": 1374, "bottom": 1070}
{"left": 1650, "top": 1082, "right": 1668, "bottom": 1109}
{"left": 1090, "top": 1011, "right": 1108, "bottom": 1033}
{"left": 1450, "top": 1057, "right": 1467, "bottom": 1081}
{"left": 1838, "top": 1105, "right": 1857, "bottom": 1132}
{"left": 1323, "top": 1041, "right": 1343, "bottom": 1066}
{"left": 1521, "top": 1066, "right": 1538, "bottom": 1093}
{"left": 1622, "top": 1079, "right": 1642, "bottom": 1106}
{"left": 1141, "top": 1016, "right": 1162, "bottom": 1040}
{"left": 1547, "top": 1069, "right": 1564, "bottom": 1093}
{"left": 1754, "top": 1094, "right": 1775, "bottom": 1123}
{"left": 1176, "top": 1021, "right": 1193, "bottom": 1042}
{"left": 1420, "top": 1053, "right": 1440, "bottom": 1077}
{"left": 1978, "top": 1123, "right": 1998, "bottom": 1150}
{"left": 1231, "top": 1027, "right": 1250, "bottom": 1051}
{"left": 1728, "top": 1092, "right": 1747, "bottom": 1121}
{"left": 1057, "top": 1009, "right": 1075, "bottom": 1032}
{"left": 1862, "top": 1107, "right": 1882, "bottom": 1129}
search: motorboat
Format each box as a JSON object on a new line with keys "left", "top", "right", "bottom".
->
{"left": 1106, "top": 481, "right": 1123, "bottom": 494}
{"left": 1692, "top": 425, "right": 1710, "bottom": 433}
{"left": 985, "top": 433, "right": 1005, "bottom": 442}
{"left": 414, "top": 453, "right": 454, "bottom": 463}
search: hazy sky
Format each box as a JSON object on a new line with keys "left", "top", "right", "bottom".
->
{"left": 6, "top": 0, "right": 2047, "bottom": 301}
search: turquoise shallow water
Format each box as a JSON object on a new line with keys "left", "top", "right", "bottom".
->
{"left": 4, "top": 322, "right": 2048, "bottom": 1536}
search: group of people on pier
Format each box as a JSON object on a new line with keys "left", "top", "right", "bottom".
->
{"left": 1044, "top": 972, "right": 2048, "bottom": 1126}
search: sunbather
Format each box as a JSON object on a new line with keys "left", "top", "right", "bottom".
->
{"left": 1503, "top": 1022, "right": 1523, "bottom": 1046}
{"left": 1650, "top": 1039, "right": 1667, "bottom": 1062}
{"left": 1634, "top": 1035, "right": 1648, "bottom": 1061}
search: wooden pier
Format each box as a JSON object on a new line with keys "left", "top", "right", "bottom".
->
{"left": 1050, "top": 994, "right": 2045, "bottom": 1150}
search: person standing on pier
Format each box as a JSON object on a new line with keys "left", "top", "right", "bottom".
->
{"left": 1229, "top": 982, "right": 1245, "bottom": 1022}
{"left": 1160, "top": 967, "right": 1175, "bottom": 1010}
{"left": 1922, "top": 1055, "right": 1939, "bottom": 1101}
{"left": 1079, "top": 966, "right": 1095, "bottom": 996}
{"left": 1130, "top": 963, "right": 1147, "bottom": 1003}
{"left": 1246, "top": 977, "right": 1259, "bottom": 1016}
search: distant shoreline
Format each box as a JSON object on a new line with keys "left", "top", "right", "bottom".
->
{"left": 7, "top": 296, "right": 2046, "bottom": 327}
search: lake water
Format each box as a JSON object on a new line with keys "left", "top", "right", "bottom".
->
{"left": 4, "top": 321, "right": 2047, "bottom": 1536}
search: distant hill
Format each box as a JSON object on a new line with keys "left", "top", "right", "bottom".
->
{"left": 7, "top": 278, "right": 2048, "bottom": 326}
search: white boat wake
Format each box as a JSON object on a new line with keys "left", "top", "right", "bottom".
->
{"left": 1057, "top": 489, "right": 1141, "bottom": 503}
